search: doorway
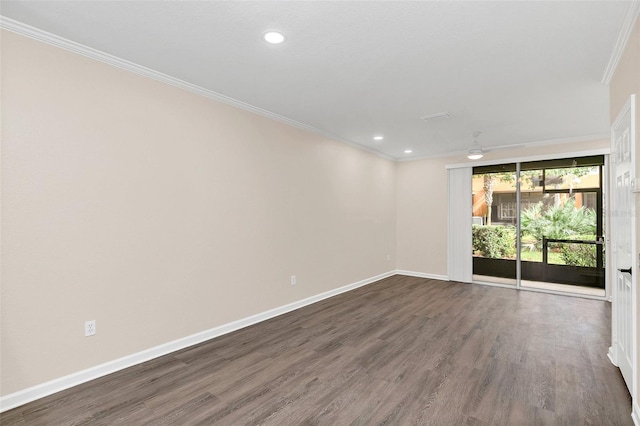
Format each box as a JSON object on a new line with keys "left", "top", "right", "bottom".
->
{"left": 472, "top": 155, "right": 606, "bottom": 297}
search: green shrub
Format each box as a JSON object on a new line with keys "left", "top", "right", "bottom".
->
{"left": 560, "top": 243, "right": 597, "bottom": 267}
{"left": 520, "top": 199, "right": 596, "bottom": 242}
{"left": 472, "top": 225, "right": 516, "bottom": 258}
{"left": 520, "top": 203, "right": 548, "bottom": 243}
{"left": 543, "top": 200, "right": 596, "bottom": 239}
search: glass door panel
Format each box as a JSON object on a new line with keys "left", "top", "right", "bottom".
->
{"left": 519, "top": 163, "right": 605, "bottom": 296}
{"left": 471, "top": 165, "right": 517, "bottom": 285}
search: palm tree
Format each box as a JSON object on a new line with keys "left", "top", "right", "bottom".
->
{"left": 483, "top": 174, "right": 495, "bottom": 225}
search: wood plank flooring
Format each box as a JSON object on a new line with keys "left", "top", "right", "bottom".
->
{"left": 1, "top": 275, "right": 632, "bottom": 425}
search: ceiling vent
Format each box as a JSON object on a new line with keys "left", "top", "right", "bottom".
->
{"left": 420, "top": 112, "right": 452, "bottom": 122}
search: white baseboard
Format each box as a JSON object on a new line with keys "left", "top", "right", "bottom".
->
{"left": 633, "top": 400, "right": 639, "bottom": 426}
{"left": 395, "top": 269, "right": 449, "bottom": 282}
{"left": 0, "top": 270, "right": 395, "bottom": 413}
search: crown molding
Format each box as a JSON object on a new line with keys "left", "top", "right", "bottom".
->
{"left": 0, "top": 16, "right": 394, "bottom": 162}
{"left": 445, "top": 147, "right": 610, "bottom": 170}
{"left": 398, "top": 133, "right": 609, "bottom": 164}
{"left": 0, "top": 14, "right": 618, "bottom": 163}
{"left": 601, "top": 0, "right": 640, "bottom": 85}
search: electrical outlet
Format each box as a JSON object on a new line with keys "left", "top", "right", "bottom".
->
{"left": 291, "top": 275, "right": 296, "bottom": 286}
{"left": 387, "top": 254, "right": 390, "bottom": 261}
{"left": 85, "top": 320, "right": 96, "bottom": 337}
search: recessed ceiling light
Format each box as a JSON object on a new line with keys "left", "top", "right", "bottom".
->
{"left": 264, "top": 32, "right": 285, "bottom": 44}
{"left": 404, "top": 149, "right": 413, "bottom": 154}
{"left": 373, "top": 135, "right": 384, "bottom": 141}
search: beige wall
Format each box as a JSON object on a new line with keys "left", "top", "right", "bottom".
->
{"left": 0, "top": 30, "right": 397, "bottom": 395}
{"left": 395, "top": 156, "right": 450, "bottom": 276}
{"left": 609, "top": 13, "right": 640, "bottom": 410}
{"left": 395, "top": 139, "right": 609, "bottom": 276}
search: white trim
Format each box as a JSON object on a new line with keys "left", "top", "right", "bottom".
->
{"left": 609, "top": 346, "right": 619, "bottom": 367}
{"left": 632, "top": 400, "right": 640, "bottom": 426}
{"left": 472, "top": 280, "right": 517, "bottom": 290}
{"left": 395, "top": 270, "right": 449, "bottom": 282}
{"left": 601, "top": 0, "right": 640, "bottom": 85}
{"left": 0, "top": 270, "right": 395, "bottom": 412}
{"left": 512, "top": 287, "right": 608, "bottom": 302}
{"left": 397, "top": 134, "right": 609, "bottom": 164}
{"left": 0, "top": 16, "right": 617, "bottom": 164}
{"left": 0, "top": 16, "right": 393, "bottom": 162}
{"left": 604, "top": 154, "right": 612, "bottom": 300}
{"left": 397, "top": 271, "right": 607, "bottom": 300}
{"left": 631, "top": 95, "right": 638, "bottom": 417}
{"left": 472, "top": 279, "right": 609, "bottom": 301}
{"left": 446, "top": 147, "right": 610, "bottom": 170}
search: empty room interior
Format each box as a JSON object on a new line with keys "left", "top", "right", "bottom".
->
{"left": 1, "top": 1, "right": 640, "bottom": 424}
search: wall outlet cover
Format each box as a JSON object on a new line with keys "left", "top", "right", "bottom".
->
{"left": 85, "top": 320, "right": 96, "bottom": 336}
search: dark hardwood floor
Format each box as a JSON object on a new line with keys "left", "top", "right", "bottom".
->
{"left": 1, "top": 275, "right": 632, "bottom": 425}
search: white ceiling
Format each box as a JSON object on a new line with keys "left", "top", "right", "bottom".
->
{"left": 0, "top": 1, "right": 633, "bottom": 160}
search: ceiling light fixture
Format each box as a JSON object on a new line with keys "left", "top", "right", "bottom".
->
{"left": 373, "top": 135, "right": 384, "bottom": 141}
{"left": 467, "top": 131, "right": 484, "bottom": 160}
{"left": 264, "top": 31, "right": 285, "bottom": 44}
{"left": 404, "top": 149, "right": 413, "bottom": 154}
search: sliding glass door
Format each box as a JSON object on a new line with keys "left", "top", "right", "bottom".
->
{"left": 471, "top": 156, "right": 605, "bottom": 297}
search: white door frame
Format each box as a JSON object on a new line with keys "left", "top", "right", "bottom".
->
{"left": 608, "top": 94, "right": 637, "bottom": 417}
